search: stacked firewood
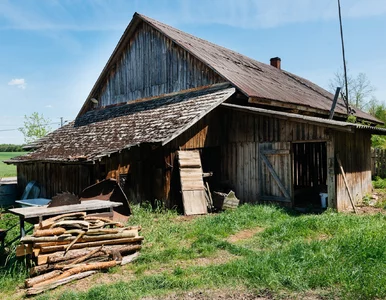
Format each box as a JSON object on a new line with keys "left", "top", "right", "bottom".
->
{"left": 16, "top": 212, "right": 143, "bottom": 295}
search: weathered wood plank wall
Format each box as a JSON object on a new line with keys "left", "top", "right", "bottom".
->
{"left": 97, "top": 22, "right": 224, "bottom": 106}
{"left": 17, "top": 163, "right": 92, "bottom": 199}
{"left": 220, "top": 109, "right": 331, "bottom": 204}
{"left": 334, "top": 130, "right": 372, "bottom": 211}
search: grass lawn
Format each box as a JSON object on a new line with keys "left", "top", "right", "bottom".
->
{"left": 1, "top": 203, "right": 386, "bottom": 300}
{"left": 0, "top": 152, "right": 27, "bottom": 178}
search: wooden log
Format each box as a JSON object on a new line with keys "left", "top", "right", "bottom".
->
{"left": 25, "top": 270, "right": 62, "bottom": 288}
{"left": 30, "top": 264, "right": 55, "bottom": 276}
{"left": 119, "top": 252, "right": 140, "bottom": 266}
{"left": 52, "top": 220, "right": 90, "bottom": 230}
{"left": 24, "top": 230, "right": 137, "bottom": 245}
{"left": 39, "top": 212, "right": 87, "bottom": 229}
{"left": 65, "top": 231, "right": 85, "bottom": 254}
{"left": 33, "top": 260, "right": 117, "bottom": 287}
{"left": 47, "top": 244, "right": 142, "bottom": 264}
{"left": 21, "top": 234, "right": 74, "bottom": 244}
{"left": 82, "top": 230, "right": 137, "bottom": 241}
{"left": 33, "top": 228, "right": 66, "bottom": 237}
{"left": 71, "top": 246, "right": 103, "bottom": 265}
{"left": 85, "top": 216, "right": 123, "bottom": 227}
{"left": 26, "top": 271, "right": 97, "bottom": 296}
{"left": 39, "top": 236, "right": 144, "bottom": 253}
{"left": 87, "top": 226, "right": 141, "bottom": 235}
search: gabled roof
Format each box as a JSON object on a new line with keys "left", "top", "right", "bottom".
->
{"left": 9, "top": 85, "right": 235, "bottom": 163}
{"left": 78, "top": 12, "right": 380, "bottom": 124}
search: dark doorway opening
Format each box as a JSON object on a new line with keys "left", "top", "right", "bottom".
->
{"left": 293, "top": 142, "right": 327, "bottom": 209}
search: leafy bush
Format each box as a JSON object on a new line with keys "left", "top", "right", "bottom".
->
{"left": 372, "top": 176, "right": 386, "bottom": 189}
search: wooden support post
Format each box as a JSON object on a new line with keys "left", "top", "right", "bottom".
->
{"left": 336, "top": 154, "right": 357, "bottom": 214}
{"left": 20, "top": 216, "right": 25, "bottom": 237}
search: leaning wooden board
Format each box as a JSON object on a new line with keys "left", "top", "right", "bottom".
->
{"left": 177, "top": 150, "right": 207, "bottom": 215}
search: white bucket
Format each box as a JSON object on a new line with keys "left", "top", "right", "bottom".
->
{"left": 319, "top": 193, "right": 328, "bottom": 208}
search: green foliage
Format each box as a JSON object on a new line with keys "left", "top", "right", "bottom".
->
{"left": 346, "top": 115, "right": 357, "bottom": 123}
{"left": 18, "top": 112, "right": 51, "bottom": 144}
{"left": 368, "top": 102, "right": 386, "bottom": 148}
{"left": 0, "top": 210, "right": 29, "bottom": 294}
{"left": 0, "top": 144, "right": 24, "bottom": 152}
{"left": 372, "top": 176, "right": 386, "bottom": 189}
{"left": 27, "top": 205, "right": 386, "bottom": 299}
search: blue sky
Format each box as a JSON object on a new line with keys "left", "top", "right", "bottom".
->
{"left": 1, "top": 0, "right": 386, "bottom": 144}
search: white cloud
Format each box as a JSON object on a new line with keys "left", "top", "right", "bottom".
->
{"left": 1, "top": 0, "right": 386, "bottom": 32}
{"left": 169, "top": 0, "right": 386, "bottom": 29}
{"left": 8, "top": 78, "right": 26, "bottom": 89}
{"left": 45, "top": 104, "right": 53, "bottom": 108}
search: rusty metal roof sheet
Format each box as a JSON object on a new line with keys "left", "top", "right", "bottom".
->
{"left": 9, "top": 85, "right": 235, "bottom": 163}
{"left": 137, "top": 13, "right": 379, "bottom": 124}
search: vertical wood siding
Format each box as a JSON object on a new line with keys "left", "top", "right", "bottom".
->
{"left": 17, "top": 163, "right": 92, "bottom": 199}
{"left": 220, "top": 109, "right": 331, "bottom": 204}
{"left": 97, "top": 22, "right": 224, "bottom": 106}
{"left": 334, "top": 130, "right": 372, "bottom": 211}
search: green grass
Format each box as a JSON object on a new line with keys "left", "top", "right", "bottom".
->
{"left": 0, "top": 152, "right": 27, "bottom": 177}
{"left": 1, "top": 204, "right": 386, "bottom": 299}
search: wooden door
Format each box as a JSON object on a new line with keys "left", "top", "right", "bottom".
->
{"left": 259, "top": 142, "right": 292, "bottom": 203}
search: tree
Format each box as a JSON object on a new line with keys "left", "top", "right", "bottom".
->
{"left": 329, "top": 68, "right": 375, "bottom": 110}
{"left": 368, "top": 102, "right": 386, "bottom": 149}
{"left": 19, "top": 112, "right": 51, "bottom": 144}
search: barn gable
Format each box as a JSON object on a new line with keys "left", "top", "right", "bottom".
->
{"left": 78, "top": 17, "right": 225, "bottom": 116}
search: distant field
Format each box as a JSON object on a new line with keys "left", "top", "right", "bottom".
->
{"left": 0, "top": 152, "right": 27, "bottom": 177}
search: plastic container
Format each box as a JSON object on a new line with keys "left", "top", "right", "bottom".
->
{"left": 319, "top": 193, "right": 328, "bottom": 208}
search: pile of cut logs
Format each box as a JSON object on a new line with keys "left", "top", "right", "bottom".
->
{"left": 16, "top": 212, "right": 143, "bottom": 295}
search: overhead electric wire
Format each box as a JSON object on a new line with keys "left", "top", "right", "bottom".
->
{"left": 0, "top": 122, "right": 61, "bottom": 132}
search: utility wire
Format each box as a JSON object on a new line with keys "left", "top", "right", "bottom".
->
{"left": 0, "top": 122, "right": 62, "bottom": 132}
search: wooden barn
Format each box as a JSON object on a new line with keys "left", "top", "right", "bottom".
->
{"left": 7, "top": 12, "right": 386, "bottom": 212}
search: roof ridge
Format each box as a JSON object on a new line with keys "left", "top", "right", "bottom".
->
{"left": 136, "top": 13, "right": 268, "bottom": 71}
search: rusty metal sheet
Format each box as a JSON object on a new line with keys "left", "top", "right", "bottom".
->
{"left": 138, "top": 13, "right": 379, "bottom": 124}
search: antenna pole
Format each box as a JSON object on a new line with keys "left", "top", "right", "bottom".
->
{"left": 338, "top": 0, "right": 349, "bottom": 114}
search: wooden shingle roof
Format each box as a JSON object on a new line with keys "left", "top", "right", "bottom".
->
{"left": 10, "top": 85, "right": 235, "bottom": 163}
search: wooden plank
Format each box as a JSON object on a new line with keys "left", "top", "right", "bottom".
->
{"left": 181, "top": 190, "right": 207, "bottom": 215}
{"left": 261, "top": 149, "right": 290, "bottom": 155}
{"left": 8, "top": 200, "right": 122, "bottom": 219}
{"left": 178, "top": 150, "right": 207, "bottom": 215}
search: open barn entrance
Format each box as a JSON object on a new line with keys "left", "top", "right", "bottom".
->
{"left": 293, "top": 142, "right": 328, "bottom": 209}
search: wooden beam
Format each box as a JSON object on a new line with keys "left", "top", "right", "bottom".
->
{"left": 260, "top": 153, "right": 291, "bottom": 199}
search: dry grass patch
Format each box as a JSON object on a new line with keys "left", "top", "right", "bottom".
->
{"left": 227, "top": 227, "right": 265, "bottom": 243}
{"left": 144, "top": 249, "right": 237, "bottom": 276}
{"left": 141, "top": 287, "right": 272, "bottom": 300}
